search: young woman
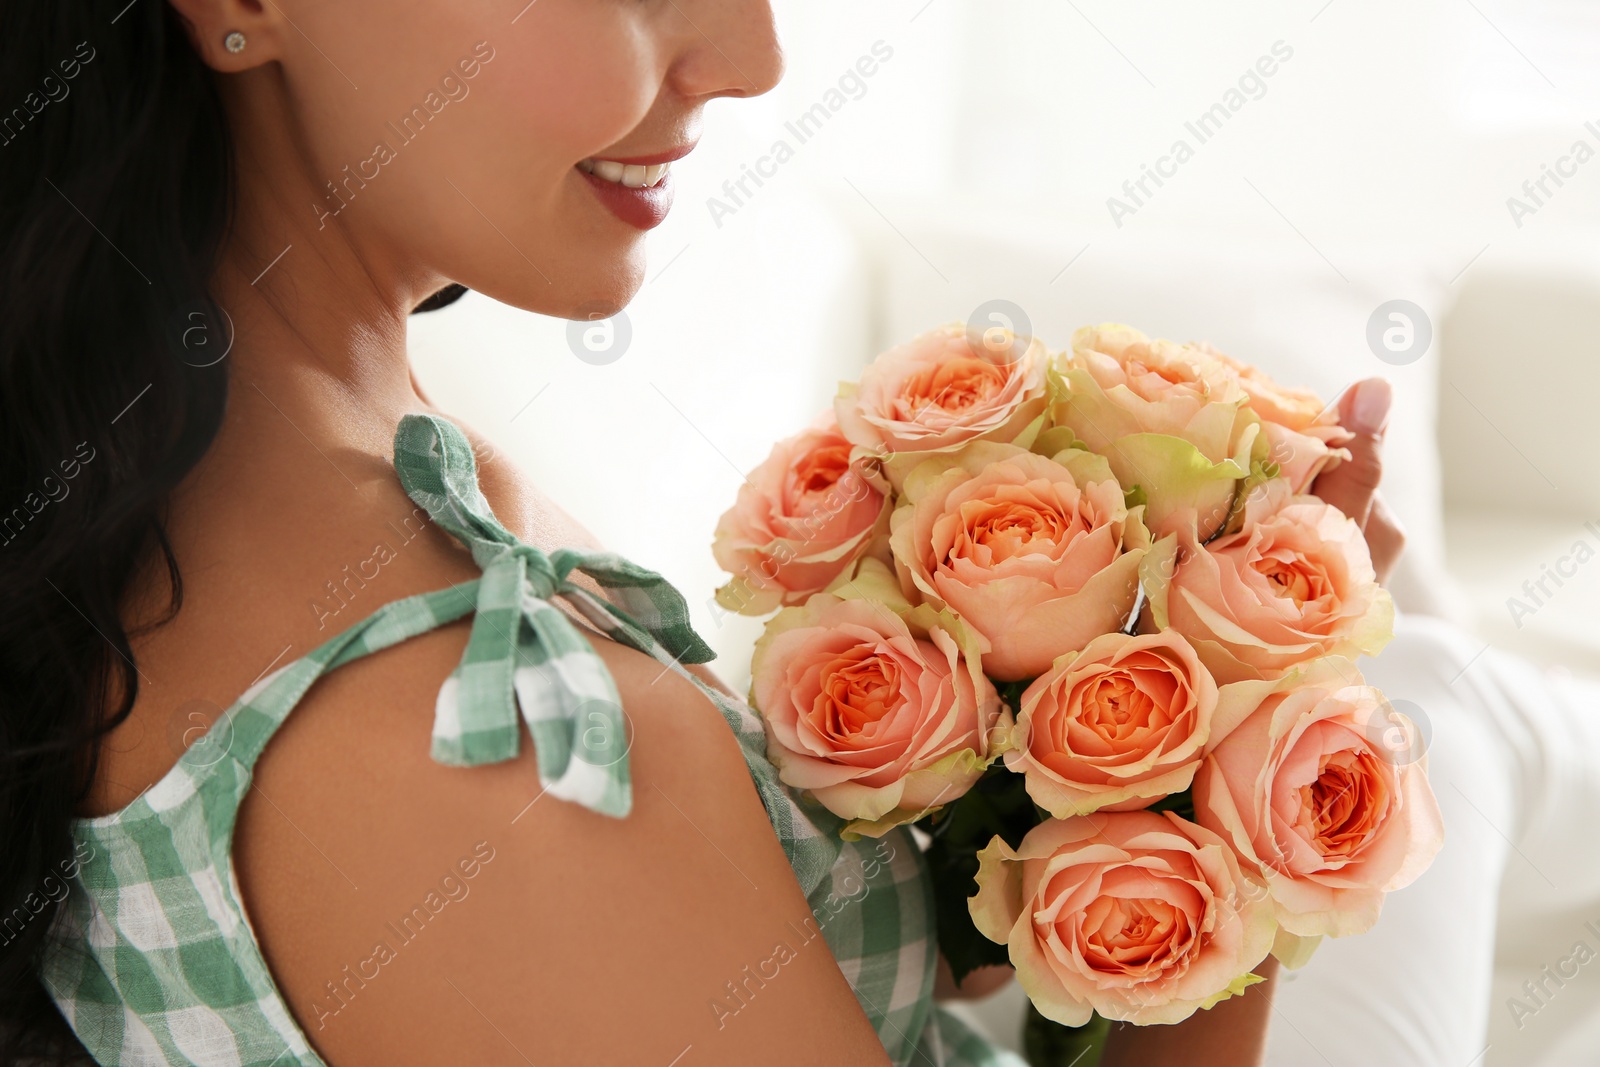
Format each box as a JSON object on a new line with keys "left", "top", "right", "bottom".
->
{"left": 0, "top": 2, "right": 1405, "bottom": 1064}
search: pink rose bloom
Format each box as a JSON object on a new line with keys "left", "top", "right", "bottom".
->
{"left": 1193, "top": 660, "right": 1443, "bottom": 939}
{"left": 1148, "top": 481, "right": 1394, "bottom": 685}
{"left": 888, "top": 441, "right": 1151, "bottom": 682}
{"left": 712, "top": 412, "right": 890, "bottom": 616}
{"left": 1050, "top": 324, "right": 1264, "bottom": 540}
{"left": 749, "top": 580, "right": 1006, "bottom": 837}
{"left": 1006, "top": 631, "right": 1233, "bottom": 816}
{"left": 1208, "top": 347, "right": 1353, "bottom": 493}
{"left": 970, "top": 811, "right": 1276, "bottom": 1025}
{"left": 835, "top": 322, "right": 1050, "bottom": 492}
{"left": 1055, "top": 324, "right": 1252, "bottom": 457}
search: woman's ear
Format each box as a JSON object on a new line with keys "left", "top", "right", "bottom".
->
{"left": 165, "top": 0, "right": 284, "bottom": 72}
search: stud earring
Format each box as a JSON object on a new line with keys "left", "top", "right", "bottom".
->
{"left": 223, "top": 31, "right": 247, "bottom": 54}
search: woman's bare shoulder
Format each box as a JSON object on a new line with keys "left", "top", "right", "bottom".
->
{"left": 234, "top": 610, "right": 888, "bottom": 1066}
{"left": 87, "top": 414, "right": 886, "bottom": 1062}
{"left": 88, "top": 420, "right": 608, "bottom": 815}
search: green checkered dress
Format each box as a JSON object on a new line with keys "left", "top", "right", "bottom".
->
{"left": 38, "top": 413, "right": 1022, "bottom": 1067}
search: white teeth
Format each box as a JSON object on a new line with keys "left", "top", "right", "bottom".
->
{"left": 579, "top": 158, "right": 671, "bottom": 188}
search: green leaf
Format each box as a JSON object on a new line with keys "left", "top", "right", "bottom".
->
{"left": 1145, "top": 787, "right": 1195, "bottom": 822}
{"left": 920, "top": 766, "right": 1042, "bottom": 983}
{"left": 1024, "top": 1002, "right": 1109, "bottom": 1067}
{"left": 995, "top": 677, "right": 1036, "bottom": 714}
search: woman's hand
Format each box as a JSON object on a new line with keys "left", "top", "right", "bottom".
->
{"left": 930, "top": 379, "right": 1396, "bottom": 1046}
{"left": 1310, "top": 378, "right": 1405, "bottom": 584}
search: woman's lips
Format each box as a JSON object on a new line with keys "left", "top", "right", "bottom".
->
{"left": 579, "top": 169, "right": 675, "bottom": 230}
{"left": 577, "top": 144, "right": 694, "bottom": 231}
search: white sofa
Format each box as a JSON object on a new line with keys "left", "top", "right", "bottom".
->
{"left": 408, "top": 172, "right": 1600, "bottom": 1065}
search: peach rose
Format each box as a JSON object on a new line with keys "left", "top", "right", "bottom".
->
{"left": 1208, "top": 348, "right": 1353, "bottom": 493}
{"left": 1049, "top": 324, "right": 1265, "bottom": 540}
{"left": 970, "top": 811, "right": 1276, "bottom": 1025}
{"left": 1005, "top": 631, "right": 1248, "bottom": 816}
{"left": 749, "top": 558, "right": 1008, "bottom": 837}
{"left": 888, "top": 441, "right": 1151, "bottom": 682}
{"left": 712, "top": 412, "right": 890, "bottom": 616}
{"left": 835, "top": 322, "right": 1050, "bottom": 492}
{"left": 1192, "top": 659, "right": 1443, "bottom": 942}
{"left": 1145, "top": 480, "right": 1394, "bottom": 685}
{"left": 1054, "top": 324, "right": 1252, "bottom": 456}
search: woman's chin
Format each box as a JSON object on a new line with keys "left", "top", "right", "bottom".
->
{"left": 564, "top": 268, "right": 644, "bottom": 323}
{"left": 479, "top": 257, "right": 644, "bottom": 324}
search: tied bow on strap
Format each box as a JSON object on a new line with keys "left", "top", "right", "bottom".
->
{"left": 392, "top": 413, "right": 716, "bottom": 818}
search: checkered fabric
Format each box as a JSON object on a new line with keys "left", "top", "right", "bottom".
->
{"left": 917, "top": 1007, "right": 1032, "bottom": 1067}
{"left": 392, "top": 412, "right": 724, "bottom": 814}
{"left": 37, "top": 412, "right": 1022, "bottom": 1067}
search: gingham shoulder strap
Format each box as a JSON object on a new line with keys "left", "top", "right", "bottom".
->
{"left": 383, "top": 412, "right": 718, "bottom": 817}
{"left": 390, "top": 416, "right": 846, "bottom": 896}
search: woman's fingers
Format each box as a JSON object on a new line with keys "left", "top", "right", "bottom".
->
{"left": 1365, "top": 493, "right": 1407, "bottom": 584}
{"left": 1308, "top": 377, "right": 1406, "bottom": 581}
{"left": 1312, "top": 377, "right": 1392, "bottom": 528}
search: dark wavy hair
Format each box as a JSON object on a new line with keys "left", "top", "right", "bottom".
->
{"left": 0, "top": 2, "right": 468, "bottom": 1053}
{"left": 0, "top": 1, "right": 232, "bottom": 1058}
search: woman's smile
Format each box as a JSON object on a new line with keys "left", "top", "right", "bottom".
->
{"left": 576, "top": 142, "right": 696, "bottom": 230}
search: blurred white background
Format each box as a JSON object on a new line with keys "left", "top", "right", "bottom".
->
{"left": 409, "top": 3, "right": 1600, "bottom": 1061}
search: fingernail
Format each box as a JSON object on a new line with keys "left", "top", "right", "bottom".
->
{"left": 1347, "top": 378, "right": 1392, "bottom": 436}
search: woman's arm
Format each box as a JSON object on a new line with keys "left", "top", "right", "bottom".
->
{"left": 1100, "top": 957, "right": 1280, "bottom": 1067}
{"left": 233, "top": 621, "right": 893, "bottom": 1067}
{"left": 932, "top": 956, "right": 1014, "bottom": 1001}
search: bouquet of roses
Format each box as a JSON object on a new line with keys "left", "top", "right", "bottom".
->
{"left": 709, "top": 319, "right": 1443, "bottom": 1059}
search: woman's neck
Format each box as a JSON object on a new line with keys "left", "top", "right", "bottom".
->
{"left": 122, "top": 73, "right": 461, "bottom": 634}
{"left": 208, "top": 65, "right": 449, "bottom": 457}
